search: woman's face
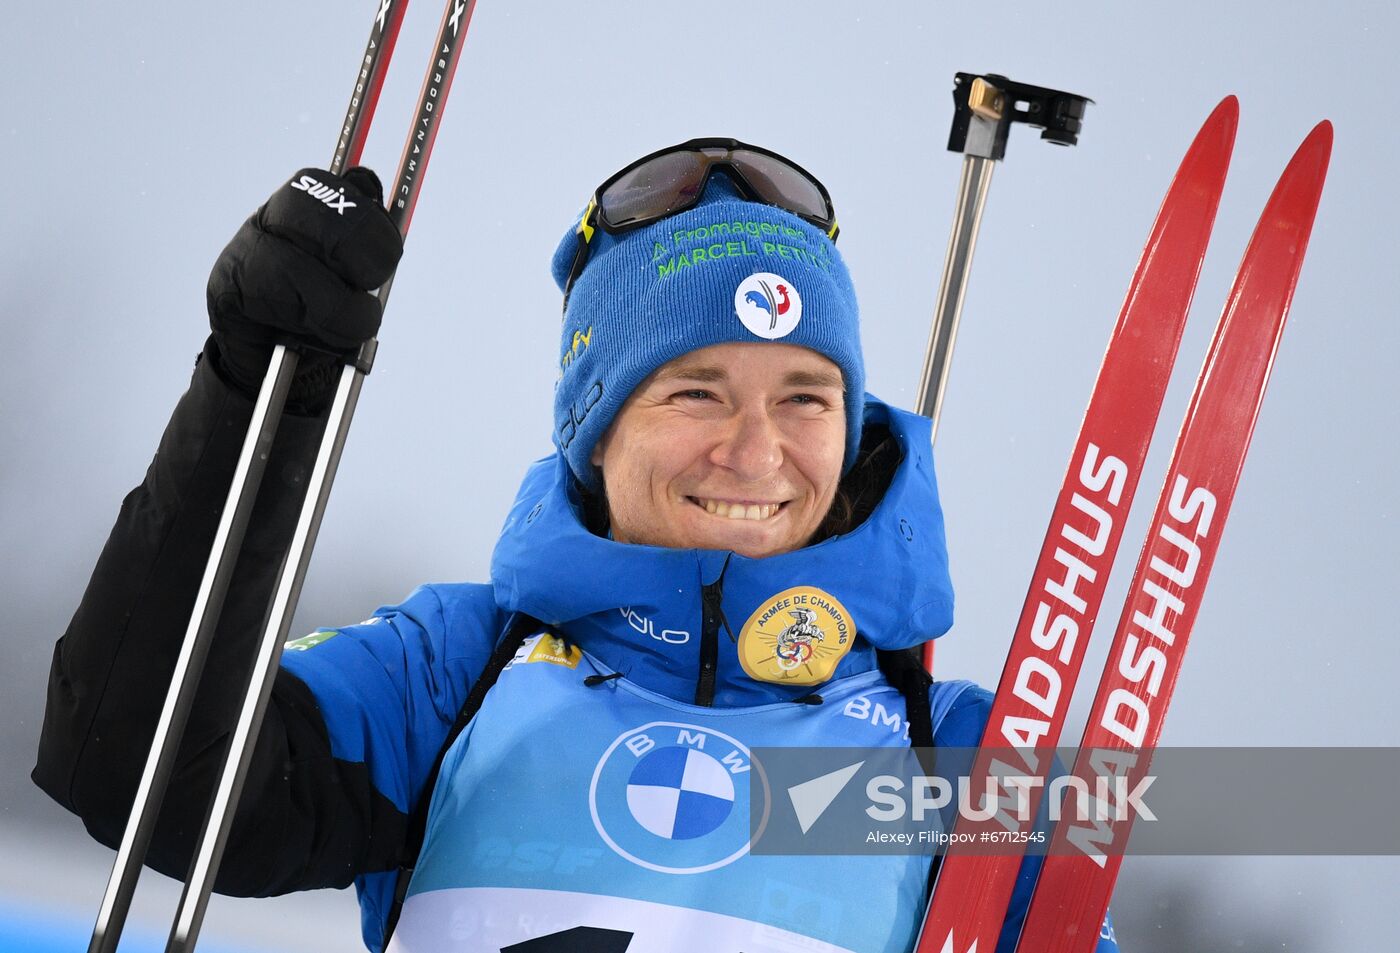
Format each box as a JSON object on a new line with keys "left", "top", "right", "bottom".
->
{"left": 590, "top": 342, "right": 846, "bottom": 559}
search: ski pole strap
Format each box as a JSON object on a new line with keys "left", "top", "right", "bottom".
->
{"left": 876, "top": 647, "right": 936, "bottom": 761}
{"left": 382, "top": 611, "right": 545, "bottom": 947}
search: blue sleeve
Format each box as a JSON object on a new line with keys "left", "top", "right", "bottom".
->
{"left": 279, "top": 582, "right": 507, "bottom": 950}
{"left": 280, "top": 582, "right": 507, "bottom": 815}
{"left": 932, "top": 684, "right": 1123, "bottom": 953}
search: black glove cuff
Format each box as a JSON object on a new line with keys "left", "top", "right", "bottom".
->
{"left": 204, "top": 335, "right": 343, "bottom": 418}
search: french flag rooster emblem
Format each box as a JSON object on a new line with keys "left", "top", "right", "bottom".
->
{"left": 734, "top": 272, "right": 802, "bottom": 340}
{"left": 743, "top": 279, "right": 791, "bottom": 330}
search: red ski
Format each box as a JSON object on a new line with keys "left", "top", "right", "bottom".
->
{"left": 1012, "top": 120, "right": 1333, "bottom": 953}
{"left": 915, "top": 98, "right": 1239, "bottom": 953}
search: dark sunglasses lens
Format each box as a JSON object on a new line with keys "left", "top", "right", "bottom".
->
{"left": 730, "top": 150, "right": 829, "bottom": 222}
{"left": 599, "top": 151, "right": 708, "bottom": 228}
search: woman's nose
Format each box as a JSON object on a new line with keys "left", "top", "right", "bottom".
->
{"left": 710, "top": 407, "right": 783, "bottom": 481}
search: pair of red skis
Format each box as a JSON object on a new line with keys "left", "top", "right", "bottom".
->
{"left": 917, "top": 100, "right": 1331, "bottom": 952}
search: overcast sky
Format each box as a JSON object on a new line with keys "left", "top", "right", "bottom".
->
{"left": 2, "top": 2, "right": 1396, "bottom": 950}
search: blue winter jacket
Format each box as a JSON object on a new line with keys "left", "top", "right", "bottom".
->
{"left": 279, "top": 396, "right": 1120, "bottom": 953}
{"left": 33, "top": 353, "right": 1119, "bottom": 953}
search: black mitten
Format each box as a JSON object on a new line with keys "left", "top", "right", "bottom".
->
{"left": 206, "top": 166, "right": 403, "bottom": 413}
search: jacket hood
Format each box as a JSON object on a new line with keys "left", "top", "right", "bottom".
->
{"left": 489, "top": 395, "right": 954, "bottom": 706}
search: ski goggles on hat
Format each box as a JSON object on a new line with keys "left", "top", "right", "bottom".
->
{"left": 562, "top": 137, "right": 840, "bottom": 306}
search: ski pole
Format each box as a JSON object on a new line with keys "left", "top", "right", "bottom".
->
{"left": 918, "top": 72, "right": 1091, "bottom": 673}
{"left": 163, "top": 2, "right": 481, "bottom": 951}
{"left": 88, "top": 4, "right": 411, "bottom": 951}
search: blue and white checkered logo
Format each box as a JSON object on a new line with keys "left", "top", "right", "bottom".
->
{"left": 626, "top": 747, "right": 735, "bottom": 840}
{"left": 590, "top": 722, "right": 765, "bottom": 874}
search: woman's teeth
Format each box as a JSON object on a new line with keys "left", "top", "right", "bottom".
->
{"left": 696, "top": 498, "right": 780, "bottom": 521}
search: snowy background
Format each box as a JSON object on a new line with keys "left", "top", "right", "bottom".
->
{"left": 2, "top": 1, "right": 1397, "bottom": 950}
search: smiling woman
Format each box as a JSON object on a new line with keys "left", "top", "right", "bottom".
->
{"left": 33, "top": 137, "right": 1117, "bottom": 953}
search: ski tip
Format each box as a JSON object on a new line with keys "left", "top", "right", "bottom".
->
{"left": 1285, "top": 120, "right": 1334, "bottom": 187}
{"left": 1207, "top": 95, "right": 1240, "bottom": 137}
{"left": 1189, "top": 95, "right": 1239, "bottom": 163}
{"left": 1165, "top": 96, "right": 1237, "bottom": 202}
{"left": 1303, "top": 118, "right": 1335, "bottom": 155}
{"left": 1233, "top": 117, "right": 1332, "bottom": 279}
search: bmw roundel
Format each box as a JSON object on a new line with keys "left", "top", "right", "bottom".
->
{"left": 590, "top": 722, "right": 768, "bottom": 874}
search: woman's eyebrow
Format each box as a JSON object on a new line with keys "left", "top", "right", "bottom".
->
{"left": 782, "top": 369, "right": 844, "bottom": 390}
{"left": 653, "top": 365, "right": 842, "bottom": 389}
{"left": 655, "top": 364, "right": 728, "bottom": 384}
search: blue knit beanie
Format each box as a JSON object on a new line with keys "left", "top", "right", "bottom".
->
{"left": 550, "top": 172, "right": 865, "bottom": 492}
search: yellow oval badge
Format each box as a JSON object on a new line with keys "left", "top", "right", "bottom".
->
{"left": 738, "top": 586, "right": 855, "bottom": 686}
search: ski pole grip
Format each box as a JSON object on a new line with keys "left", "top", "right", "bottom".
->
{"left": 947, "top": 72, "right": 1093, "bottom": 160}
